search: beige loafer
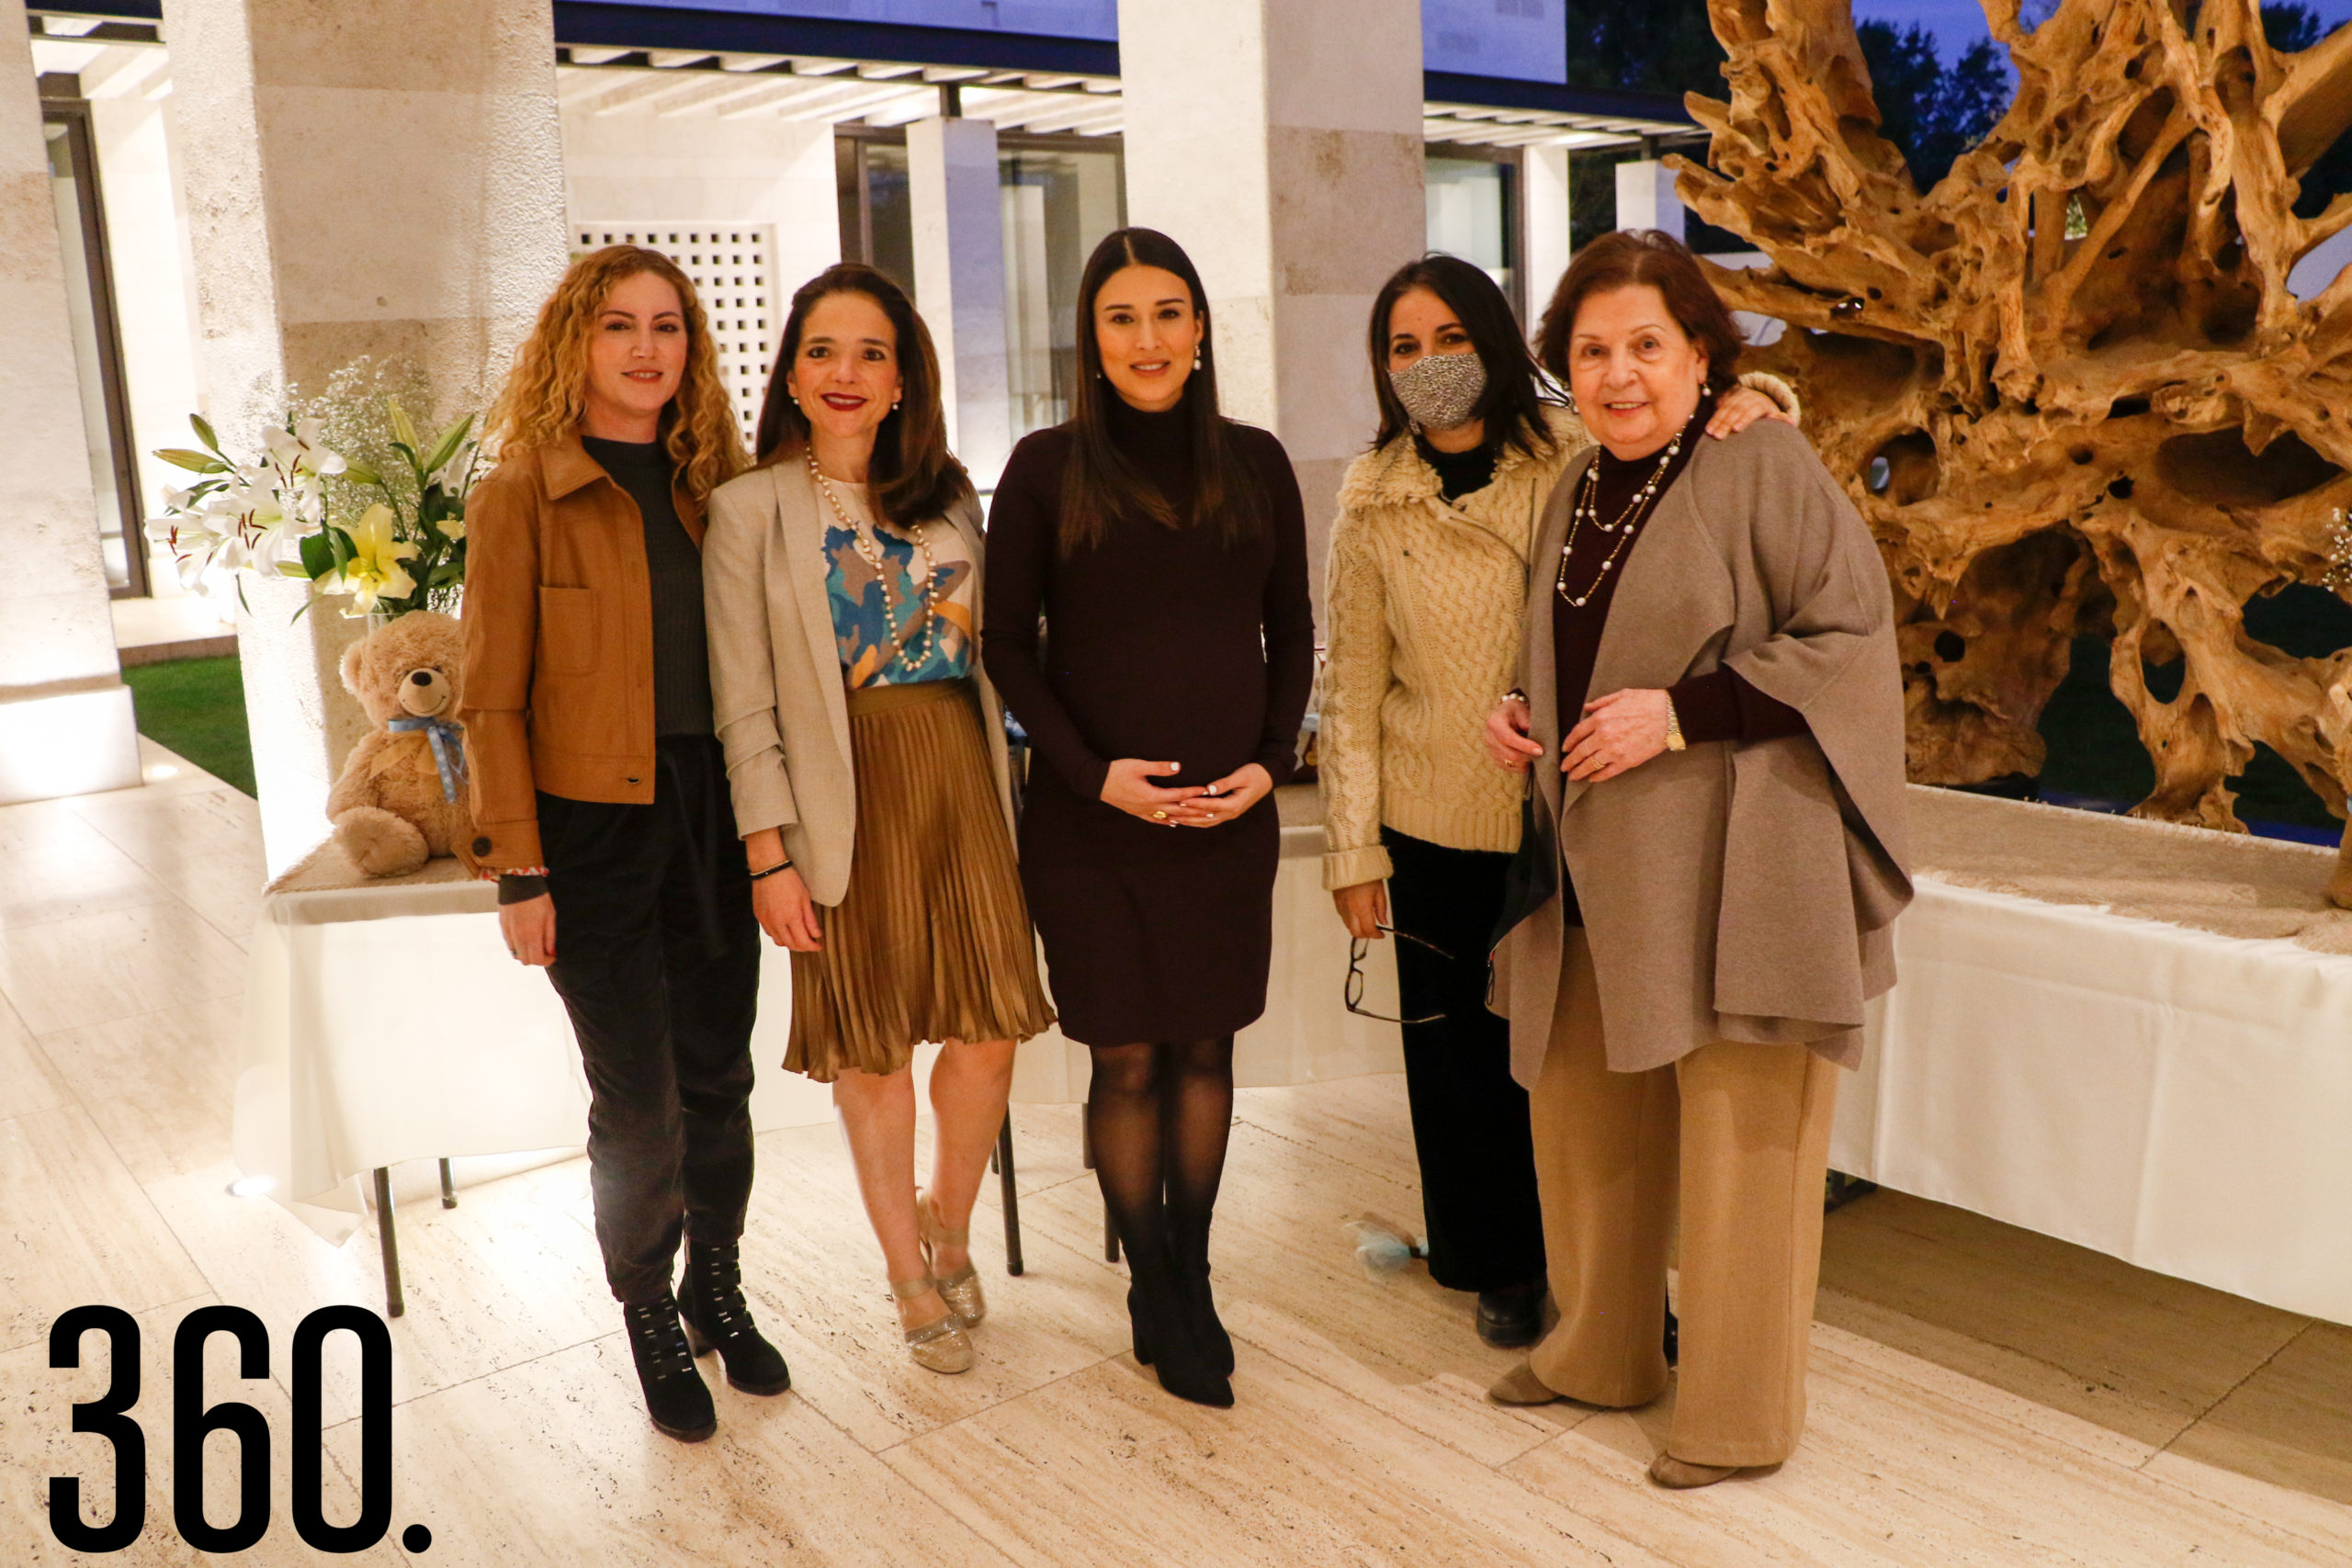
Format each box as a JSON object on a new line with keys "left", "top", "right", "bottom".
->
{"left": 1647, "top": 1453, "right": 1740, "bottom": 1489}
{"left": 1487, "top": 1360, "right": 1563, "bottom": 1406}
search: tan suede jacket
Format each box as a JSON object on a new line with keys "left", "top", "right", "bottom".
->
{"left": 457, "top": 434, "right": 705, "bottom": 870}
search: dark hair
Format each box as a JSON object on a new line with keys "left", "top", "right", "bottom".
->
{"left": 1533, "top": 230, "right": 1743, "bottom": 396}
{"left": 1057, "top": 227, "right": 1266, "bottom": 554}
{"left": 1368, "top": 254, "right": 1558, "bottom": 465}
{"left": 753, "top": 263, "right": 972, "bottom": 527}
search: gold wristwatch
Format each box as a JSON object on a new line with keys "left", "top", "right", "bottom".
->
{"left": 1664, "top": 694, "right": 1686, "bottom": 752}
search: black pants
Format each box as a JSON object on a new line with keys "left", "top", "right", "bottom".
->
{"left": 541, "top": 736, "right": 762, "bottom": 1304}
{"left": 1384, "top": 826, "right": 1546, "bottom": 1293}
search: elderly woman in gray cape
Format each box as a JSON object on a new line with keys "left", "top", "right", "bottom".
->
{"left": 1480, "top": 231, "right": 1911, "bottom": 1491}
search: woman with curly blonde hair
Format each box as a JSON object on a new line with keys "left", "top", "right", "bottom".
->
{"left": 460, "top": 245, "right": 784, "bottom": 1444}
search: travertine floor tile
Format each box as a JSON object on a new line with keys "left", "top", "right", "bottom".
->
{"left": 0, "top": 805, "right": 169, "bottom": 932}
{"left": 141, "top": 1159, "right": 615, "bottom": 1427}
{"left": 2143, "top": 1442, "right": 2352, "bottom": 1562}
{"left": 0, "top": 996, "right": 73, "bottom": 1122}
{"left": 885, "top": 1346, "right": 1670, "bottom": 1568}
{"left": 1233, "top": 1072, "right": 1427, "bottom": 1193}
{"left": 2165, "top": 1320, "right": 2352, "bottom": 1508}
{"left": 68, "top": 789, "right": 267, "bottom": 951}
{"left": 0, "top": 1105, "right": 207, "bottom": 1355}
{"left": 324, "top": 1331, "right": 1017, "bottom": 1567}
{"left": 39, "top": 998, "right": 245, "bottom": 1183}
{"left": 0, "top": 1294, "right": 401, "bottom": 1566}
{"left": 0, "top": 902, "right": 247, "bottom": 1035}
{"left": 1817, "top": 1188, "right": 2310, "bottom": 1448}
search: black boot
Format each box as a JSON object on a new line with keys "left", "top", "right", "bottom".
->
{"left": 1125, "top": 1246, "right": 1232, "bottom": 1408}
{"left": 621, "top": 1292, "right": 717, "bottom": 1441}
{"left": 1170, "top": 1224, "right": 1235, "bottom": 1376}
{"left": 679, "top": 1239, "right": 791, "bottom": 1395}
{"left": 1476, "top": 1282, "right": 1545, "bottom": 1349}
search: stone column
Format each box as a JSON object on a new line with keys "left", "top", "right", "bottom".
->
{"left": 1524, "top": 143, "right": 1573, "bottom": 321}
{"left": 1615, "top": 158, "right": 1686, "bottom": 240}
{"left": 0, "top": 0, "right": 141, "bottom": 804}
{"left": 907, "top": 113, "right": 1012, "bottom": 491}
{"left": 1117, "top": 0, "right": 1426, "bottom": 606}
{"left": 161, "top": 0, "right": 569, "bottom": 871}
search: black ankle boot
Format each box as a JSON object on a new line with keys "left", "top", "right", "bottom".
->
{"left": 1171, "top": 1237, "right": 1235, "bottom": 1376}
{"left": 680, "top": 1239, "right": 791, "bottom": 1396}
{"left": 621, "top": 1292, "right": 717, "bottom": 1441}
{"left": 1125, "top": 1247, "right": 1233, "bottom": 1408}
{"left": 1476, "top": 1283, "right": 1545, "bottom": 1349}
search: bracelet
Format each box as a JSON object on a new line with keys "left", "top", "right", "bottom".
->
{"left": 1500, "top": 687, "right": 1529, "bottom": 706}
{"left": 1664, "top": 695, "right": 1687, "bottom": 752}
{"left": 500, "top": 866, "right": 549, "bottom": 879}
{"left": 748, "top": 858, "right": 794, "bottom": 881}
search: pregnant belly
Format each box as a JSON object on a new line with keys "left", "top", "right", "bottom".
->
{"left": 1051, "top": 654, "right": 1270, "bottom": 790}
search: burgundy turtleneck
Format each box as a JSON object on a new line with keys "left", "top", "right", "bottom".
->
{"left": 1552, "top": 401, "right": 1807, "bottom": 748}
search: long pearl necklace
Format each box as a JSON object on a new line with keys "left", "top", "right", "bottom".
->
{"left": 808, "top": 450, "right": 941, "bottom": 669}
{"left": 1555, "top": 429, "right": 1684, "bottom": 608}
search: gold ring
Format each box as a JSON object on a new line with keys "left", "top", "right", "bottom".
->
{"left": 1151, "top": 809, "right": 1168, "bottom": 820}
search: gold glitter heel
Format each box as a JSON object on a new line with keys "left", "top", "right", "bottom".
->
{"left": 890, "top": 1276, "right": 974, "bottom": 1374}
{"left": 917, "top": 1189, "right": 986, "bottom": 1328}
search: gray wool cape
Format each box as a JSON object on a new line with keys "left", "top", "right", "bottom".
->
{"left": 1490, "top": 417, "right": 1914, "bottom": 1086}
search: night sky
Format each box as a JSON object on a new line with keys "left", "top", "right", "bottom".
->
{"left": 1850, "top": 0, "right": 2352, "bottom": 66}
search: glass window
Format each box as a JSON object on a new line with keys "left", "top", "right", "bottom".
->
{"left": 44, "top": 107, "right": 145, "bottom": 596}
{"left": 999, "top": 141, "right": 1125, "bottom": 441}
{"left": 860, "top": 140, "right": 916, "bottom": 299}
{"left": 1425, "top": 152, "right": 1520, "bottom": 315}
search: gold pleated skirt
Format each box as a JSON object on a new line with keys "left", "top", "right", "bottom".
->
{"left": 786, "top": 677, "right": 1056, "bottom": 1081}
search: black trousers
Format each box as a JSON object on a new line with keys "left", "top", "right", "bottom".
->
{"left": 1384, "top": 826, "right": 1547, "bottom": 1293}
{"left": 541, "top": 736, "right": 762, "bottom": 1304}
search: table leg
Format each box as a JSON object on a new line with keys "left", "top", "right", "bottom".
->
{"left": 438, "top": 1158, "right": 457, "bottom": 1209}
{"left": 996, "top": 1113, "right": 1023, "bottom": 1277}
{"left": 373, "top": 1167, "right": 404, "bottom": 1319}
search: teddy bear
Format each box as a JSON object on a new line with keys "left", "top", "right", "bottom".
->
{"left": 327, "top": 610, "right": 478, "bottom": 877}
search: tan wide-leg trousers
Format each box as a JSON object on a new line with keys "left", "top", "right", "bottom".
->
{"left": 1525, "top": 931, "right": 1840, "bottom": 1469}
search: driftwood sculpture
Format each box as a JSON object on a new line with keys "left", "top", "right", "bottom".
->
{"left": 1672, "top": 0, "right": 2352, "bottom": 900}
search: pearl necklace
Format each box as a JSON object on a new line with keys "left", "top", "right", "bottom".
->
{"left": 1555, "top": 430, "right": 1684, "bottom": 608}
{"left": 808, "top": 450, "right": 941, "bottom": 670}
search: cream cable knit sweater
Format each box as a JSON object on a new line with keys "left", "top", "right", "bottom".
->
{"left": 1318, "top": 378, "right": 1797, "bottom": 891}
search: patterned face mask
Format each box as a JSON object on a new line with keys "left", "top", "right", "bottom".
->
{"left": 1389, "top": 348, "right": 1488, "bottom": 433}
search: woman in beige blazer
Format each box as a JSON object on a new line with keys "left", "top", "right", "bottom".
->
{"left": 1480, "top": 231, "right": 1911, "bottom": 1488}
{"left": 703, "top": 264, "right": 1053, "bottom": 1378}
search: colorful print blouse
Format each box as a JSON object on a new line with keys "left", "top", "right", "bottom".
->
{"left": 820, "top": 480, "right": 976, "bottom": 688}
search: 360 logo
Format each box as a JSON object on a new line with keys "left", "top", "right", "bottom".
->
{"left": 49, "top": 1303, "right": 432, "bottom": 1554}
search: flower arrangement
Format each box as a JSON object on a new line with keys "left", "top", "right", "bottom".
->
{"left": 150, "top": 366, "right": 481, "bottom": 621}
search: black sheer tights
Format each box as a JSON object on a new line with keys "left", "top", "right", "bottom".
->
{"left": 1086, "top": 1035, "right": 1236, "bottom": 1276}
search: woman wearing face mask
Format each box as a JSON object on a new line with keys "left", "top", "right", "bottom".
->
{"left": 1318, "top": 254, "right": 1797, "bottom": 1351}
{"left": 703, "top": 264, "right": 1054, "bottom": 1378}
{"left": 1479, "top": 231, "right": 1910, "bottom": 1489}
{"left": 464, "top": 245, "right": 782, "bottom": 1443}
{"left": 983, "top": 228, "right": 1316, "bottom": 1409}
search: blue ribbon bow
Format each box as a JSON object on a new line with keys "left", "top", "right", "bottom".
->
{"left": 387, "top": 715, "right": 469, "bottom": 804}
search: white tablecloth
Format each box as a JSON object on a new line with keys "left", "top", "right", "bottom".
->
{"left": 234, "top": 790, "right": 1401, "bottom": 1241}
{"left": 1836, "top": 874, "right": 2352, "bottom": 1327}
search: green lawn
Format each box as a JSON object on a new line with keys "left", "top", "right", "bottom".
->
{"left": 123, "top": 654, "right": 255, "bottom": 795}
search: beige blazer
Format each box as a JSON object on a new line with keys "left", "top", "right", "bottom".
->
{"left": 1491, "top": 418, "right": 1913, "bottom": 1084}
{"left": 702, "top": 460, "right": 1015, "bottom": 908}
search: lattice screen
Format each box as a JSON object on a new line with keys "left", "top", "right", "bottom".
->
{"left": 572, "top": 224, "right": 777, "bottom": 442}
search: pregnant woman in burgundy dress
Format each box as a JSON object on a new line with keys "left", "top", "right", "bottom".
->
{"left": 983, "top": 227, "right": 1315, "bottom": 1408}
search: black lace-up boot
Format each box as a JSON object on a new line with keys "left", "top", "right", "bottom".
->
{"left": 679, "top": 1239, "right": 791, "bottom": 1395}
{"left": 621, "top": 1292, "right": 717, "bottom": 1441}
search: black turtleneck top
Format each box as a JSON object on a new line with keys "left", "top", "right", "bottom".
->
{"left": 580, "top": 434, "right": 712, "bottom": 739}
